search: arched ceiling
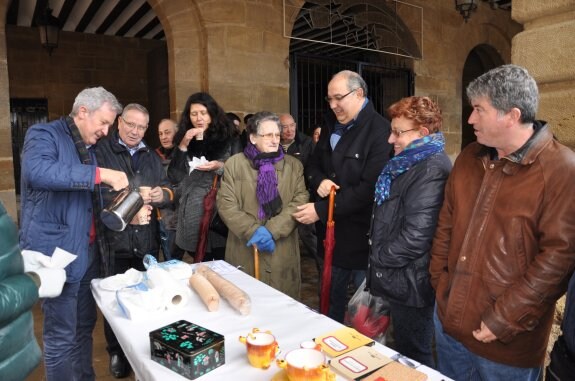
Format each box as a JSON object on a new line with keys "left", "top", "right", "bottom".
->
{"left": 6, "top": 0, "right": 164, "bottom": 40}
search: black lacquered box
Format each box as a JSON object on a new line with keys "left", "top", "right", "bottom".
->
{"left": 150, "top": 320, "right": 225, "bottom": 379}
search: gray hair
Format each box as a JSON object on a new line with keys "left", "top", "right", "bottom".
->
{"left": 159, "top": 118, "right": 177, "bottom": 130}
{"left": 336, "top": 70, "right": 368, "bottom": 98}
{"left": 122, "top": 103, "right": 149, "bottom": 122}
{"left": 70, "top": 87, "right": 122, "bottom": 117}
{"left": 247, "top": 111, "right": 282, "bottom": 136}
{"left": 466, "top": 64, "right": 539, "bottom": 124}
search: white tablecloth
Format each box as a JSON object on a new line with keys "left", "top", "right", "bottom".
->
{"left": 91, "top": 261, "right": 451, "bottom": 381}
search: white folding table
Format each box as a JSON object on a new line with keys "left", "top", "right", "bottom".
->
{"left": 91, "top": 260, "right": 451, "bottom": 381}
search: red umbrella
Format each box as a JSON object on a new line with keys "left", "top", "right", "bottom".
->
{"left": 320, "top": 186, "right": 336, "bottom": 315}
{"left": 194, "top": 175, "right": 220, "bottom": 263}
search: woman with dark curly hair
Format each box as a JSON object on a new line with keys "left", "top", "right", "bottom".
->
{"left": 168, "top": 92, "right": 234, "bottom": 261}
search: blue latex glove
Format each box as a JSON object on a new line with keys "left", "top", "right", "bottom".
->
{"left": 257, "top": 237, "right": 275, "bottom": 253}
{"left": 246, "top": 226, "right": 275, "bottom": 253}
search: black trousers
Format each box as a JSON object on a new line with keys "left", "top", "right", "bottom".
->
{"left": 389, "top": 301, "right": 435, "bottom": 368}
{"left": 546, "top": 335, "right": 575, "bottom": 381}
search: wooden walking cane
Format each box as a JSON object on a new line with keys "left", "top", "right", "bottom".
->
{"left": 252, "top": 245, "right": 260, "bottom": 280}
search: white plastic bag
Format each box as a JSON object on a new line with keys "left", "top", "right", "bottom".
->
{"left": 344, "top": 279, "right": 390, "bottom": 341}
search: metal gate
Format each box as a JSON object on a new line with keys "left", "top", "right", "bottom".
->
{"left": 10, "top": 98, "right": 48, "bottom": 194}
{"left": 290, "top": 53, "right": 414, "bottom": 135}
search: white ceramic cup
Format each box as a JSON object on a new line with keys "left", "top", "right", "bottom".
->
{"left": 138, "top": 186, "right": 152, "bottom": 204}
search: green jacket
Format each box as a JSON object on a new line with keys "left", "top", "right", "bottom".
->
{"left": 217, "top": 153, "right": 309, "bottom": 299}
{"left": 0, "top": 201, "right": 41, "bottom": 381}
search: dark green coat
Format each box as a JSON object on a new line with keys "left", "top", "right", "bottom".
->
{"left": 0, "top": 201, "right": 41, "bottom": 381}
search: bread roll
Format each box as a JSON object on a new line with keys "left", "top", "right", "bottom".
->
{"left": 195, "top": 264, "right": 251, "bottom": 315}
{"left": 189, "top": 272, "right": 220, "bottom": 311}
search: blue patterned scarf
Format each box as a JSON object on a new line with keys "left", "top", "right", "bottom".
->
{"left": 243, "top": 143, "right": 284, "bottom": 219}
{"left": 374, "top": 132, "right": 445, "bottom": 206}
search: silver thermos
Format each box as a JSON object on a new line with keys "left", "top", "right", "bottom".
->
{"left": 100, "top": 187, "right": 144, "bottom": 231}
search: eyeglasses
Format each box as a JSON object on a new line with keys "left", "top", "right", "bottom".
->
{"left": 121, "top": 117, "right": 147, "bottom": 132}
{"left": 257, "top": 132, "right": 281, "bottom": 140}
{"left": 324, "top": 89, "right": 357, "bottom": 103}
{"left": 390, "top": 128, "right": 416, "bottom": 137}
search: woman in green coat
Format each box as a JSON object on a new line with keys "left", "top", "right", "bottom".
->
{"left": 217, "top": 111, "right": 309, "bottom": 299}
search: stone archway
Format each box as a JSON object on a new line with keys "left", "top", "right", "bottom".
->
{"left": 460, "top": 44, "right": 504, "bottom": 150}
{"left": 148, "top": 0, "right": 206, "bottom": 119}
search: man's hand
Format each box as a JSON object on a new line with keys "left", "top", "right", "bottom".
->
{"left": 130, "top": 205, "right": 153, "bottom": 225}
{"left": 472, "top": 321, "right": 497, "bottom": 343}
{"left": 317, "top": 179, "right": 339, "bottom": 198}
{"left": 100, "top": 168, "right": 129, "bottom": 191}
{"left": 149, "top": 186, "right": 165, "bottom": 203}
{"left": 293, "top": 203, "right": 320, "bottom": 224}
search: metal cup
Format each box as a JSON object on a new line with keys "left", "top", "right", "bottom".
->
{"left": 101, "top": 187, "right": 144, "bottom": 231}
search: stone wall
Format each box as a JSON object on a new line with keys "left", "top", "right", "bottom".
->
{"left": 512, "top": 0, "right": 575, "bottom": 147}
{"left": 156, "top": 0, "right": 521, "bottom": 157}
{"left": 410, "top": 0, "right": 522, "bottom": 157}
{"left": 0, "top": 25, "right": 163, "bottom": 220}
{"left": 0, "top": 0, "right": 556, "bottom": 217}
{"left": 0, "top": 1, "right": 13, "bottom": 218}
{"left": 152, "top": 0, "right": 290, "bottom": 122}
{"left": 6, "top": 26, "right": 164, "bottom": 120}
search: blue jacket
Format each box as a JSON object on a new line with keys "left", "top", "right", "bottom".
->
{"left": 19, "top": 117, "right": 97, "bottom": 283}
{"left": 0, "top": 201, "right": 41, "bottom": 381}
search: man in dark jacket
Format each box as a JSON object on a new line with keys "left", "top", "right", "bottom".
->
{"left": 96, "top": 103, "right": 173, "bottom": 378}
{"left": 155, "top": 118, "right": 183, "bottom": 260}
{"left": 19, "top": 87, "right": 128, "bottom": 381}
{"left": 293, "top": 70, "right": 392, "bottom": 322}
{"left": 430, "top": 65, "right": 575, "bottom": 380}
{"left": 279, "top": 113, "right": 313, "bottom": 165}
{"left": 279, "top": 113, "right": 319, "bottom": 271}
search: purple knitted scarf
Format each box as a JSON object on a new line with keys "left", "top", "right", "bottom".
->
{"left": 243, "top": 142, "right": 284, "bottom": 219}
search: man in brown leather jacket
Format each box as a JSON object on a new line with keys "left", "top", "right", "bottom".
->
{"left": 430, "top": 64, "right": 575, "bottom": 380}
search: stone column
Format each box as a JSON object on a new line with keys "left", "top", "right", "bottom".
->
{"left": 512, "top": 0, "right": 575, "bottom": 148}
{"left": 0, "top": 1, "right": 17, "bottom": 220}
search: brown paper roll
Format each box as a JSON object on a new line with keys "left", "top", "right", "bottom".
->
{"left": 196, "top": 264, "right": 251, "bottom": 315}
{"left": 189, "top": 273, "right": 220, "bottom": 311}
